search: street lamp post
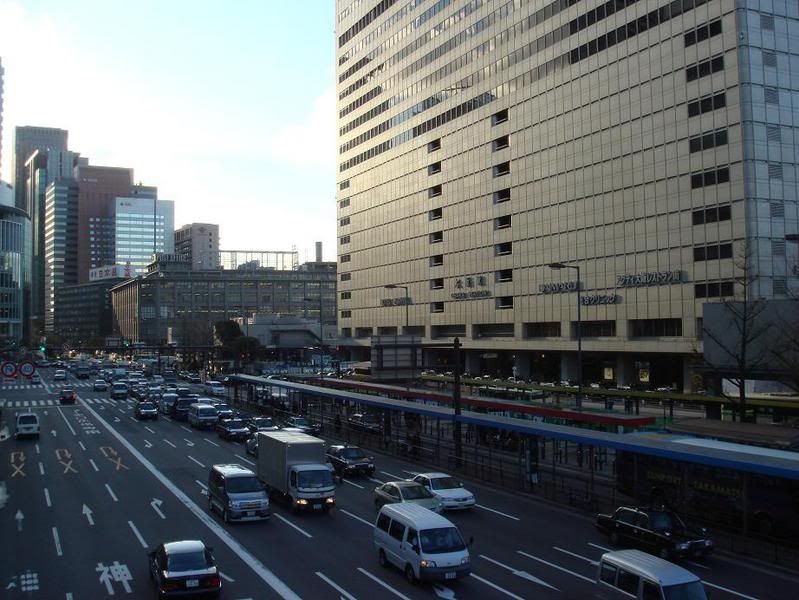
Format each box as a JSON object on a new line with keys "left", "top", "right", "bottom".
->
{"left": 383, "top": 284, "right": 409, "bottom": 333}
{"left": 548, "top": 262, "right": 582, "bottom": 411}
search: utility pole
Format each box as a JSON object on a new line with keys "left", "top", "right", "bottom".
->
{"left": 453, "top": 337, "right": 463, "bottom": 468}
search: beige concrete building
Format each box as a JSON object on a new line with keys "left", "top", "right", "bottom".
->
{"left": 335, "top": 0, "right": 799, "bottom": 389}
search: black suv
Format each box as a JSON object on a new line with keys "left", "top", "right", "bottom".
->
{"left": 326, "top": 445, "right": 375, "bottom": 477}
{"left": 216, "top": 418, "right": 250, "bottom": 441}
{"left": 596, "top": 506, "right": 713, "bottom": 560}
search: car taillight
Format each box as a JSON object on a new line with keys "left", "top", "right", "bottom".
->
{"left": 162, "top": 580, "right": 182, "bottom": 591}
{"left": 205, "top": 575, "right": 221, "bottom": 588}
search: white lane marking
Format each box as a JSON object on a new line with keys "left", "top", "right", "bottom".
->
{"left": 57, "top": 406, "right": 77, "bottom": 436}
{"left": 470, "top": 573, "right": 525, "bottom": 600}
{"left": 52, "top": 526, "right": 63, "bottom": 556}
{"left": 342, "top": 479, "right": 365, "bottom": 489}
{"left": 401, "top": 469, "right": 418, "bottom": 475}
{"left": 196, "top": 480, "right": 208, "bottom": 491}
{"left": 105, "top": 484, "right": 118, "bottom": 502}
{"left": 145, "top": 426, "right": 156, "bottom": 434}
{"left": 340, "top": 509, "right": 373, "bottom": 527}
{"left": 39, "top": 462, "right": 45, "bottom": 475}
{"left": 475, "top": 504, "right": 520, "bottom": 521}
{"left": 89, "top": 459, "right": 99, "bottom": 472}
{"left": 685, "top": 560, "right": 710, "bottom": 571}
{"left": 379, "top": 470, "right": 404, "bottom": 480}
{"left": 517, "top": 550, "right": 594, "bottom": 583}
{"left": 44, "top": 487, "right": 52, "bottom": 507}
{"left": 274, "top": 514, "right": 313, "bottom": 539}
{"left": 553, "top": 547, "right": 598, "bottom": 565}
{"left": 480, "top": 554, "right": 558, "bottom": 590}
{"left": 234, "top": 454, "right": 255, "bottom": 466}
{"left": 66, "top": 593, "right": 73, "bottom": 599}
{"left": 180, "top": 425, "right": 192, "bottom": 433}
{"left": 164, "top": 439, "right": 177, "bottom": 448}
{"left": 80, "top": 401, "right": 302, "bottom": 600}
{"left": 125, "top": 412, "right": 132, "bottom": 417}
{"left": 78, "top": 441, "right": 86, "bottom": 451}
{"left": 316, "top": 572, "right": 357, "bottom": 600}
{"left": 35, "top": 443, "right": 40, "bottom": 454}
{"left": 702, "top": 581, "right": 759, "bottom": 600}
{"left": 219, "top": 571, "right": 235, "bottom": 582}
{"left": 367, "top": 477, "right": 384, "bottom": 485}
{"left": 587, "top": 542, "right": 611, "bottom": 552}
{"left": 188, "top": 455, "right": 206, "bottom": 468}
{"left": 128, "top": 520, "right": 148, "bottom": 548}
{"left": 357, "top": 568, "right": 412, "bottom": 600}
{"left": 204, "top": 438, "right": 220, "bottom": 447}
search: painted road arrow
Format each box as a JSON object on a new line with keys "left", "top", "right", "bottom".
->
{"left": 433, "top": 583, "right": 457, "bottom": 599}
{"left": 150, "top": 498, "right": 166, "bottom": 519}
{"left": 144, "top": 439, "right": 153, "bottom": 448}
{"left": 15, "top": 510, "right": 23, "bottom": 531}
{"left": 82, "top": 504, "right": 94, "bottom": 525}
{"left": 50, "top": 429, "right": 57, "bottom": 437}
{"left": 184, "top": 439, "right": 194, "bottom": 447}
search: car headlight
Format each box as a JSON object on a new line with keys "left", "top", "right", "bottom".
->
{"left": 420, "top": 560, "right": 436, "bottom": 568}
{"left": 228, "top": 500, "right": 239, "bottom": 508}
{"left": 460, "top": 556, "right": 470, "bottom": 565}
{"left": 325, "top": 497, "right": 335, "bottom": 504}
{"left": 677, "top": 543, "right": 689, "bottom": 551}
{"left": 705, "top": 540, "right": 713, "bottom": 547}
{"left": 295, "top": 498, "right": 309, "bottom": 505}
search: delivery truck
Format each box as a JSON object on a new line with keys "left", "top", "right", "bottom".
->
{"left": 256, "top": 431, "right": 336, "bottom": 512}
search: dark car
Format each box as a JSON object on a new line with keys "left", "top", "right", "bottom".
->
{"left": 327, "top": 444, "right": 375, "bottom": 477}
{"left": 347, "top": 412, "right": 383, "bottom": 434}
{"left": 245, "top": 416, "right": 278, "bottom": 433}
{"left": 58, "top": 387, "right": 77, "bottom": 405}
{"left": 596, "top": 506, "right": 713, "bottom": 560}
{"left": 216, "top": 418, "right": 250, "bottom": 441}
{"left": 135, "top": 401, "right": 159, "bottom": 421}
{"left": 148, "top": 540, "right": 221, "bottom": 598}
{"left": 284, "top": 416, "right": 321, "bottom": 437}
{"left": 212, "top": 403, "right": 234, "bottom": 421}
{"left": 172, "top": 397, "right": 196, "bottom": 421}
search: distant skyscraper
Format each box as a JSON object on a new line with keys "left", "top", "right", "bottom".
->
{"left": 174, "top": 223, "right": 219, "bottom": 270}
{"left": 113, "top": 195, "right": 175, "bottom": 273}
{"left": 0, "top": 181, "right": 29, "bottom": 343}
{"left": 0, "top": 57, "right": 5, "bottom": 174}
{"left": 43, "top": 178, "right": 79, "bottom": 332}
{"left": 12, "top": 126, "right": 68, "bottom": 211}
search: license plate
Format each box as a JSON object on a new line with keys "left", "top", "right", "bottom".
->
{"left": 245, "top": 511, "right": 254, "bottom": 517}
{"left": 313, "top": 504, "right": 322, "bottom": 511}
{"left": 445, "top": 572, "right": 456, "bottom": 580}
{"left": 186, "top": 579, "right": 199, "bottom": 588}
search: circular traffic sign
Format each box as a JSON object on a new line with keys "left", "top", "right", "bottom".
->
{"left": 18, "top": 361, "right": 36, "bottom": 377}
{"left": 1, "top": 361, "right": 17, "bottom": 378}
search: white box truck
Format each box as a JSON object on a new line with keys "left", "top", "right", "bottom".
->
{"left": 257, "top": 431, "right": 336, "bottom": 512}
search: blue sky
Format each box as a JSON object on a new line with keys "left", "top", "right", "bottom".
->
{"left": 0, "top": 0, "right": 337, "bottom": 262}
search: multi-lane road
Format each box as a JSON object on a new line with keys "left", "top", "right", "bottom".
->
{"left": 0, "top": 370, "right": 795, "bottom": 599}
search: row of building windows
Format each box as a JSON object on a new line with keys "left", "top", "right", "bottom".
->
{"left": 689, "top": 129, "right": 727, "bottom": 153}
{"left": 694, "top": 242, "right": 732, "bottom": 262}
{"left": 686, "top": 55, "right": 724, "bottom": 82}
{"left": 684, "top": 18, "right": 721, "bottom": 47}
{"left": 338, "top": 0, "right": 397, "bottom": 47}
{"left": 690, "top": 167, "right": 729, "bottom": 189}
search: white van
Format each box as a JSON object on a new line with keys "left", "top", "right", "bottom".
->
{"left": 373, "top": 503, "right": 471, "bottom": 583}
{"left": 15, "top": 412, "right": 40, "bottom": 439}
{"left": 204, "top": 381, "right": 225, "bottom": 397}
{"left": 596, "top": 550, "right": 708, "bottom": 599}
{"left": 188, "top": 403, "right": 219, "bottom": 429}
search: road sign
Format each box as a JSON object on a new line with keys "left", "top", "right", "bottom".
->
{"left": 1, "top": 362, "right": 17, "bottom": 378}
{"left": 18, "top": 361, "right": 35, "bottom": 377}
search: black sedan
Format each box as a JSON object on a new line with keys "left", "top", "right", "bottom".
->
{"left": 58, "top": 387, "right": 77, "bottom": 405}
{"left": 148, "top": 540, "right": 221, "bottom": 598}
{"left": 327, "top": 444, "right": 375, "bottom": 477}
{"left": 596, "top": 506, "right": 713, "bottom": 560}
{"left": 245, "top": 416, "right": 278, "bottom": 433}
{"left": 134, "top": 401, "right": 159, "bottom": 421}
{"left": 216, "top": 418, "right": 249, "bottom": 441}
{"left": 284, "top": 416, "right": 321, "bottom": 437}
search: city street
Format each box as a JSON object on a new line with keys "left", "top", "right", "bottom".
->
{"left": 1, "top": 370, "right": 795, "bottom": 599}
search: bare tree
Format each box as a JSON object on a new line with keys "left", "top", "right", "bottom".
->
{"left": 701, "top": 241, "right": 772, "bottom": 422}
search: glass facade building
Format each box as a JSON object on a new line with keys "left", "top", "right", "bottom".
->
{"left": 111, "top": 196, "right": 174, "bottom": 274}
{"left": 0, "top": 182, "right": 30, "bottom": 344}
{"left": 336, "top": 0, "right": 799, "bottom": 388}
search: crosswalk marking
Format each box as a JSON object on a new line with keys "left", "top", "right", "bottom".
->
{"left": 0, "top": 398, "right": 130, "bottom": 409}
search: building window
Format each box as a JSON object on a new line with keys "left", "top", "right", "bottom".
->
{"left": 688, "top": 92, "right": 726, "bottom": 117}
{"left": 339, "top": 198, "right": 350, "bottom": 208}
{"left": 766, "top": 125, "right": 781, "bottom": 142}
{"left": 772, "top": 240, "right": 786, "bottom": 256}
{"left": 691, "top": 167, "right": 729, "bottom": 189}
{"left": 496, "top": 296, "right": 513, "bottom": 309}
{"left": 493, "top": 188, "right": 511, "bottom": 204}
{"left": 341, "top": 327, "right": 352, "bottom": 338}
{"left": 428, "top": 161, "right": 442, "bottom": 175}
{"left": 695, "top": 281, "right": 735, "bottom": 298}
{"left": 493, "top": 161, "right": 510, "bottom": 177}
{"left": 429, "top": 231, "right": 443, "bottom": 243}
{"left": 340, "top": 310, "right": 351, "bottom": 318}
{"left": 694, "top": 243, "right": 733, "bottom": 262}
{"left": 495, "top": 242, "right": 512, "bottom": 256}
{"left": 692, "top": 205, "right": 731, "bottom": 225}
{"left": 428, "top": 184, "right": 442, "bottom": 198}
{"left": 525, "top": 322, "right": 561, "bottom": 338}
{"left": 340, "top": 254, "right": 351, "bottom": 263}
{"left": 339, "top": 180, "right": 350, "bottom": 190}
{"left": 763, "top": 50, "right": 777, "bottom": 68}
{"left": 630, "top": 319, "right": 683, "bottom": 338}
{"left": 765, "top": 87, "right": 779, "bottom": 104}
{"left": 430, "top": 278, "right": 444, "bottom": 289}
{"left": 430, "top": 254, "right": 443, "bottom": 267}
{"left": 340, "top": 291, "right": 351, "bottom": 300}
{"left": 430, "top": 301, "right": 444, "bottom": 313}
{"left": 689, "top": 129, "right": 728, "bottom": 153}
{"left": 761, "top": 14, "right": 775, "bottom": 30}
{"left": 773, "top": 278, "right": 788, "bottom": 295}
{"left": 340, "top": 235, "right": 350, "bottom": 245}
{"left": 340, "top": 273, "right": 351, "bottom": 281}
{"left": 768, "top": 163, "right": 783, "bottom": 179}
{"left": 492, "top": 135, "right": 509, "bottom": 151}
{"left": 428, "top": 138, "right": 441, "bottom": 152}
{"left": 686, "top": 55, "right": 724, "bottom": 82}
{"left": 492, "top": 109, "right": 508, "bottom": 125}
{"left": 495, "top": 269, "right": 513, "bottom": 282}
{"left": 494, "top": 215, "right": 512, "bottom": 229}
{"left": 428, "top": 207, "right": 442, "bottom": 221}
{"left": 340, "top": 216, "right": 350, "bottom": 226}
{"left": 684, "top": 19, "right": 722, "bottom": 47}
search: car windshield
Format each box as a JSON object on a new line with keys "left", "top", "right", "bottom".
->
{"left": 252, "top": 418, "right": 273, "bottom": 428}
{"left": 215, "top": 404, "right": 231, "bottom": 412}
{"left": 139, "top": 403, "right": 156, "bottom": 410}
{"left": 400, "top": 484, "right": 434, "bottom": 500}
{"left": 663, "top": 581, "right": 708, "bottom": 600}
{"left": 297, "top": 469, "right": 334, "bottom": 489}
{"left": 340, "top": 448, "right": 366, "bottom": 459}
{"left": 19, "top": 415, "right": 37, "bottom": 424}
{"left": 167, "top": 550, "right": 209, "bottom": 572}
{"left": 225, "top": 419, "right": 245, "bottom": 429}
{"left": 292, "top": 418, "right": 310, "bottom": 426}
{"left": 430, "top": 477, "right": 462, "bottom": 490}
{"left": 225, "top": 476, "right": 264, "bottom": 494}
{"left": 650, "top": 511, "right": 682, "bottom": 532}
{"left": 420, "top": 527, "right": 466, "bottom": 554}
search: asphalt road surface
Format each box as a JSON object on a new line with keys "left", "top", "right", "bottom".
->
{"left": 1, "top": 370, "right": 796, "bottom": 599}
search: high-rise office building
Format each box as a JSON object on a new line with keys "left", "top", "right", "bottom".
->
{"left": 174, "top": 223, "right": 220, "bottom": 270}
{"left": 113, "top": 195, "right": 175, "bottom": 274}
{"left": 12, "top": 126, "right": 68, "bottom": 211}
{"left": 0, "top": 57, "right": 5, "bottom": 174}
{"left": 336, "top": 1, "right": 799, "bottom": 389}
{"left": 43, "top": 178, "right": 79, "bottom": 332}
{"left": 0, "top": 180, "right": 29, "bottom": 344}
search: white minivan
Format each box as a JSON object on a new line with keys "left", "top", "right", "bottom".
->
{"left": 15, "top": 412, "right": 40, "bottom": 439}
{"left": 188, "top": 402, "right": 219, "bottom": 429}
{"left": 373, "top": 503, "right": 471, "bottom": 584}
{"left": 595, "top": 550, "right": 708, "bottom": 599}
{"left": 204, "top": 381, "right": 225, "bottom": 397}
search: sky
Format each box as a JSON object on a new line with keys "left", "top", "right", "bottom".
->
{"left": 0, "top": 0, "right": 337, "bottom": 262}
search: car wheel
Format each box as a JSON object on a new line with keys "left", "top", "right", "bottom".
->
{"left": 208, "top": 495, "right": 214, "bottom": 513}
{"left": 378, "top": 549, "right": 389, "bottom": 568}
{"left": 404, "top": 564, "right": 416, "bottom": 584}
{"left": 609, "top": 531, "right": 619, "bottom": 545}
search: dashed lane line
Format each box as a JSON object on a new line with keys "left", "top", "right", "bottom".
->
{"left": 274, "top": 514, "right": 313, "bottom": 539}
{"left": 357, "top": 568, "right": 412, "bottom": 600}
{"left": 316, "top": 572, "right": 358, "bottom": 600}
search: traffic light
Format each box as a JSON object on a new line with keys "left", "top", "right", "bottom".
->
{"left": 39, "top": 344, "right": 46, "bottom": 353}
